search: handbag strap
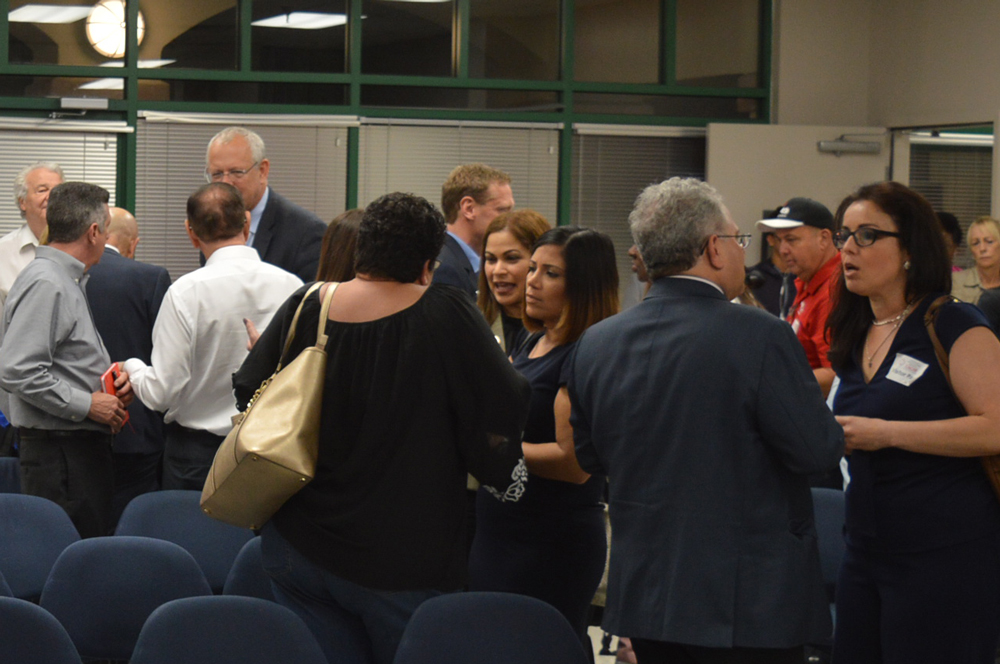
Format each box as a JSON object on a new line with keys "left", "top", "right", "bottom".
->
{"left": 923, "top": 295, "right": 956, "bottom": 387}
{"left": 276, "top": 282, "right": 324, "bottom": 373}
{"left": 314, "top": 282, "right": 338, "bottom": 351}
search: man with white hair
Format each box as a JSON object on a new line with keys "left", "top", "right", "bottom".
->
{"left": 204, "top": 127, "right": 326, "bottom": 281}
{"left": 0, "top": 162, "right": 64, "bottom": 307}
{"left": 565, "top": 178, "right": 844, "bottom": 664}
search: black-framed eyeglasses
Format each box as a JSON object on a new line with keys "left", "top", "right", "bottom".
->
{"left": 716, "top": 234, "right": 752, "bottom": 249}
{"left": 834, "top": 227, "right": 901, "bottom": 249}
{"left": 205, "top": 161, "right": 260, "bottom": 183}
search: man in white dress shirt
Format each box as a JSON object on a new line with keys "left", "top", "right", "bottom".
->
{"left": 124, "top": 182, "right": 302, "bottom": 490}
{"left": 0, "top": 162, "right": 64, "bottom": 309}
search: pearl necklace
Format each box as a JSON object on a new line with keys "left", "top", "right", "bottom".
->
{"left": 871, "top": 304, "right": 912, "bottom": 327}
{"left": 865, "top": 302, "right": 914, "bottom": 368}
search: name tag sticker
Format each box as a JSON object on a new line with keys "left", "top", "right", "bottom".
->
{"left": 886, "top": 353, "right": 929, "bottom": 387}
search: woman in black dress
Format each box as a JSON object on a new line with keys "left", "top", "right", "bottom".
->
{"left": 234, "top": 193, "right": 531, "bottom": 664}
{"left": 828, "top": 182, "right": 1000, "bottom": 663}
{"left": 469, "top": 226, "right": 619, "bottom": 659}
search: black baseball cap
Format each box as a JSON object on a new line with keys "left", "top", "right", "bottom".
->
{"left": 756, "top": 197, "right": 834, "bottom": 232}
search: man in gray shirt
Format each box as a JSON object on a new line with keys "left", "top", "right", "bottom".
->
{"left": 0, "top": 182, "right": 131, "bottom": 538}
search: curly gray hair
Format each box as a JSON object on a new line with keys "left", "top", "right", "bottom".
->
{"left": 629, "top": 177, "right": 728, "bottom": 279}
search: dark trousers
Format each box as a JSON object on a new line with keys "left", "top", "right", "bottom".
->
{"left": 162, "top": 422, "right": 225, "bottom": 491}
{"left": 261, "top": 521, "right": 442, "bottom": 664}
{"left": 469, "top": 492, "right": 606, "bottom": 662}
{"left": 833, "top": 534, "right": 1000, "bottom": 664}
{"left": 18, "top": 428, "right": 114, "bottom": 539}
{"left": 631, "top": 639, "right": 803, "bottom": 664}
{"left": 111, "top": 450, "right": 162, "bottom": 526}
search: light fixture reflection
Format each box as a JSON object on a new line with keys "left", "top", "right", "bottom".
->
{"left": 252, "top": 12, "right": 347, "bottom": 29}
{"left": 100, "top": 59, "right": 176, "bottom": 68}
{"left": 9, "top": 4, "right": 92, "bottom": 23}
{"left": 78, "top": 78, "right": 124, "bottom": 90}
{"left": 87, "top": 0, "right": 145, "bottom": 59}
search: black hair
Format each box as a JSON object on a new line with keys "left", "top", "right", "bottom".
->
{"left": 827, "top": 181, "right": 951, "bottom": 370}
{"left": 355, "top": 193, "right": 446, "bottom": 283}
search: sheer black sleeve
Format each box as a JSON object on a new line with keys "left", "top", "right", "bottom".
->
{"left": 431, "top": 286, "right": 531, "bottom": 501}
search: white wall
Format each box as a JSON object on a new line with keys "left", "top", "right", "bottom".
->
{"left": 868, "top": 0, "right": 1000, "bottom": 128}
{"left": 773, "top": 0, "right": 1000, "bottom": 129}
{"left": 771, "top": 0, "right": 873, "bottom": 126}
{"left": 706, "top": 123, "right": 889, "bottom": 251}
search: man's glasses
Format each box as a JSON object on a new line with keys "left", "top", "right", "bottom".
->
{"left": 205, "top": 161, "right": 260, "bottom": 183}
{"left": 716, "top": 234, "right": 752, "bottom": 249}
{"left": 833, "top": 227, "right": 901, "bottom": 249}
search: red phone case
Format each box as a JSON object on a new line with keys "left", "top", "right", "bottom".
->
{"left": 101, "top": 363, "right": 130, "bottom": 425}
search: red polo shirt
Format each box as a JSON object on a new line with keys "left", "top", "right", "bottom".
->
{"left": 787, "top": 252, "right": 840, "bottom": 369}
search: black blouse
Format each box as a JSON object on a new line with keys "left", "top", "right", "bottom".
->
{"left": 234, "top": 283, "right": 531, "bottom": 591}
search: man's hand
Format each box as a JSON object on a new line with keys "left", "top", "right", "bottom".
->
{"left": 113, "top": 367, "right": 134, "bottom": 407}
{"left": 89, "top": 392, "right": 127, "bottom": 433}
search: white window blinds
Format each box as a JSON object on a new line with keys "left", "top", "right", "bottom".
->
{"left": 358, "top": 121, "right": 560, "bottom": 222}
{"left": 135, "top": 115, "right": 351, "bottom": 280}
{"left": 909, "top": 143, "right": 992, "bottom": 270}
{"left": 571, "top": 126, "right": 706, "bottom": 308}
{"left": 0, "top": 130, "right": 118, "bottom": 237}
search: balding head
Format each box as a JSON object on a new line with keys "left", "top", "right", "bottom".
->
{"left": 106, "top": 207, "right": 139, "bottom": 258}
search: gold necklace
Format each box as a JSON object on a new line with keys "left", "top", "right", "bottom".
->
{"left": 865, "top": 302, "right": 913, "bottom": 368}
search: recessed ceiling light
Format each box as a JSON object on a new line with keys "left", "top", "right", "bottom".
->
{"left": 9, "top": 4, "right": 92, "bottom": 23}
{"left": 78, "top": 78, "right": 124, "bottom": 90}
{"left": 252, "top": 12, "right": 347, "bottom": 29}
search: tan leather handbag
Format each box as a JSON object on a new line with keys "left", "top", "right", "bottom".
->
{"left": 201, "top": 282, "right": 337, "bottom": 529}
{"left": 924, "top": 295, "right": 1000, "bottom": 502}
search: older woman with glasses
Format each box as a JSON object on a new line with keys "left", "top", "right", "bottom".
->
{"left": 827, "top": 181, "right": 1000, "bottom": 664}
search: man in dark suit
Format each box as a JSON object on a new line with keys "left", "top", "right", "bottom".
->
{"left": 566, "top": 178, "right": 844, "bottom": 664}
{"left": 86, "top": 207, "right": 171, "bottom": 523}
{"left": 205, "top": 127, "right": 326, "bottom": 281}
{"left": 433, "top": 163, "right": 514, "bottom": 298}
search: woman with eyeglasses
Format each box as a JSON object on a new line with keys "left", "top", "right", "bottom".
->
{"left": 827, "top": 181, "right": 1000, "bottom": 664}
{"left": 469, "top": 227, "right": 619, "bottom": 661}
{"left": 952, "top": 215, "right": 1000, "bottom": 304}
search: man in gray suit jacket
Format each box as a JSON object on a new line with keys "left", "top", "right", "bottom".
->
{"left": 567, "top": 178, "right": 844, "bottom": 664}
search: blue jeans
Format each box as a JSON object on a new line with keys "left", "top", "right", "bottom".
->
{"left": 260, "top": 521, "right": 444, "bottom": 664}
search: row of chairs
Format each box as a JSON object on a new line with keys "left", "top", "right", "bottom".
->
{"left": 0, "top": 531, "right": 272, "bottom": 660}
{"left": 0, "top": 490, "right": 262, "bottom": 601}
{"left": 0, "top": 594, "right": 330, "bottom": 664}
{"left": 0, "top": 586, "right": 589, "bottom": 664}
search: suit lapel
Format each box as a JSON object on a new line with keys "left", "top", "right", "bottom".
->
{"left": 252, "top": 189, "right": 277, "bottom": 260}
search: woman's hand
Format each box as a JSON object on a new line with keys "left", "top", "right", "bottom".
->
{"left": 243, "top": 318, "right": 260, "bottom": 350}
{"left": 836, "top": 415, "right": 894, "bottom": 453}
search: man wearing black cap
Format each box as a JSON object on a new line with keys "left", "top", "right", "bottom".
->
{"left": 757, "top": 198, "right": 839, "bottom": 397}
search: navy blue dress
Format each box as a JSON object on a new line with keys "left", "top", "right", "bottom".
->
{"left": 469, "top": 333, "right": 607, "bottom": 654}
{"left": 832, "top": 295, "right": 1000, "bottom": 664}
